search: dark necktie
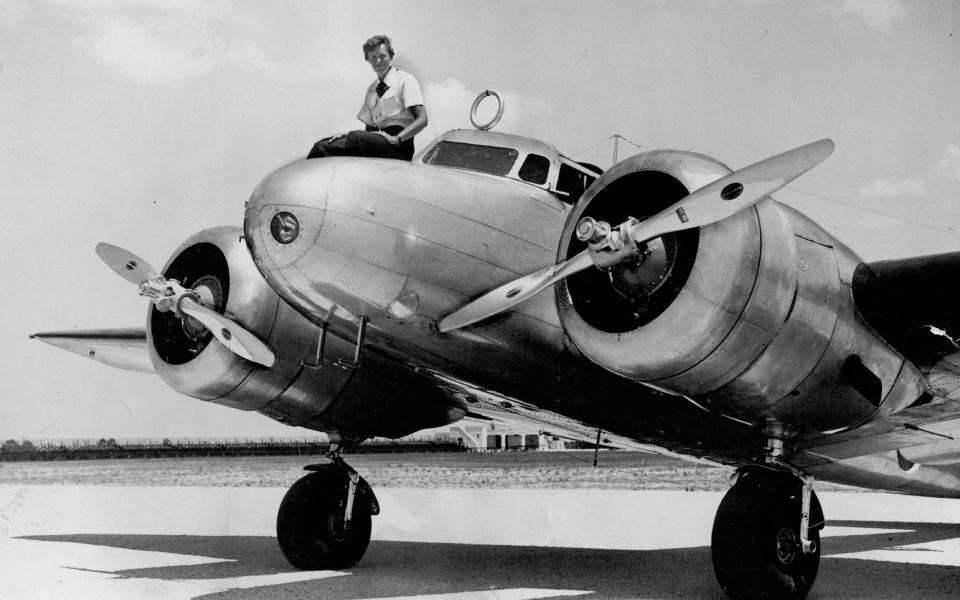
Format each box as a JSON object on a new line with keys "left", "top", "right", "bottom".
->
{"left": 376, "top": 81, "right": 388, "bottom": 97}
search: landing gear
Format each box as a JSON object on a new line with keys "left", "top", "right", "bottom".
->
{"left": 276, "top": 455, "right": 379, "bottom": 570}
{"left": 711, "top": 467, "right": 824, "bottom": 600}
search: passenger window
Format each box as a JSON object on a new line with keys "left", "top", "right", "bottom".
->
{"left": 518, "top": 154, "right": 550, "bottom": 185}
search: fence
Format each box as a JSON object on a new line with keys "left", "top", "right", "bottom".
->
{"left": 0, "top": 437, "right": 466, "bottom": 461}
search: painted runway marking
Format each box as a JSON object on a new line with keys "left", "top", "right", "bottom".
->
{"left": 353, "top": 590, "right": 593, "bottom": 600}
{"left": 831, "top": 537, "right": 960, "bottom": 567}
{"left": 822, "top": 526, "right": 913, "bottom": 538}
{"left": 0, "top": 538, "right": 346, "bottom": 600}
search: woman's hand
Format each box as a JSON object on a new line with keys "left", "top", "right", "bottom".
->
{"left": 375, "top": 131, "right": 401, "bottom": 146}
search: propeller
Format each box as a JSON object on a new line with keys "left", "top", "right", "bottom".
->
{"left": 439, "top": 138, "right": 835, "bottom": 333}
{"left": 95, "top": 242, "right": 276, "bottom": 367}
{"left": 96, "top": 243, "right": 158, "bottom": 285}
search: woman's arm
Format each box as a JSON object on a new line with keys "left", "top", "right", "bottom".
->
{"left": 379, "top": 105, "right": 428, "bottom": 145}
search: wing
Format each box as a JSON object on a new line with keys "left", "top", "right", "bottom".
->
{"left": 852, "top": 250, "right": 960, "bottom": 364}
{"left": 30, "top": 328, "right": 155, "bottom": 374}
{"left": 425, "top": 370, "right": 751, "bottom": 466}
{"left": 793, "top": 253, "right": 960, "bottom": 496}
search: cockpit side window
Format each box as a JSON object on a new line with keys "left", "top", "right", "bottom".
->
{"left": 556, "top": 162, "right": 599, "bottom": 204}
{"left": 518, "top": 154, "right": 551, "bottom": 185}
{"left": 422, "top": 141, "right": 519, "bottom": 176}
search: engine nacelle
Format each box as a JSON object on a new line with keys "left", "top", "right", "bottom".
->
{"left": 149, "top": 227, "right": 461, "bottom": 438}
{"left": 556, "top": 151, "right": 924, "bottom": 433}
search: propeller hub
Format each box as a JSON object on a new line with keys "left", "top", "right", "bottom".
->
{"left": 608, "top": 237, "right": 671, "bottom": 301}
{"left": 575, "top": 217, "right": 611, "bottom": 245}
{"left": 178, "top": 276, "right": 224, "bottom": 342}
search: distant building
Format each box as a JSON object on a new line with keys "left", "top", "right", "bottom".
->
{"left": 434, "top": 422, "right": 572, "bottom": 451}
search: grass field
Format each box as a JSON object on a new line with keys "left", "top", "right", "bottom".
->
{"left": 0, "top": 450, "right": 743, "bottom": 490}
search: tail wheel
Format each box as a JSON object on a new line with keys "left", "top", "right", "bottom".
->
{"left": 277, "top": 470, "right": 372, "bottom": 570}
{"left": 711, "top": 470, "right": 822, "bottom": 600}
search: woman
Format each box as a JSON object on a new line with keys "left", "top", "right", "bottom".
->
{"left": 307, "top": 35, "right": 428, "bottom": 161}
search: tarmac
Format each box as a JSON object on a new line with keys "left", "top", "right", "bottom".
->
{"left": 1, "top": 485, "right": 958, "bottom": 599}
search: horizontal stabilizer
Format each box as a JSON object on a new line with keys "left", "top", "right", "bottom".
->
{"left": 30, "top": 328, "right": 155, "bottom": 374}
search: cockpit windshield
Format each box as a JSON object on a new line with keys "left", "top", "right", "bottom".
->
{"left": 421, "top": 141, "right": 519, "bottom": 176}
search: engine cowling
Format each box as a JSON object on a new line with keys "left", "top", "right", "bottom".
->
{"left": 556, "top": 151, "right": 924, "bottom": 432}
{"left": 148, "top": 226, "right": 462, "bottom": 438}
{"left": 149, "top": 226, "right": 330, "bottom": 414}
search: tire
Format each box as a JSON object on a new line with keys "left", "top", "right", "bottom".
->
{"left": 276, "top": 470, "right": 372, "bottom": 570}
{"left": 711, "top": 470, "right": 822, "bottom": 600}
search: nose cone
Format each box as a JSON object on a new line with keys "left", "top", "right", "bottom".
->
{"left": 244, "top": 158, "right": 336, "bottom": 273}
{"left": 244, "top": 156, "right": 424, "bottom": 323}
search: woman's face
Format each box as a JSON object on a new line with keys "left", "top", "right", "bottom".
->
{"left": 366, "top": 44, "right": 392, "bottom": 78}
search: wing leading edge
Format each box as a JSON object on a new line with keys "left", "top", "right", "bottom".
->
{"left": 30, "top": 328, "right": 155, "bottom": 374}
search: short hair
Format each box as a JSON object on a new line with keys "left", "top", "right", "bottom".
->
{"left": 363, "top": 35, "right": 394, "bottom": 59}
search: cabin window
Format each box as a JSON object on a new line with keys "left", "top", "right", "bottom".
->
{"left": 518, "top": 154, "right": 550, "bottom": 185}
{"left": 422, "top": 141, "right": 519, "bottom": 176}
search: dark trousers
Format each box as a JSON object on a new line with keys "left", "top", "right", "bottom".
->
{"left": 307, "top": 127, "right": 414, "bottom": 161}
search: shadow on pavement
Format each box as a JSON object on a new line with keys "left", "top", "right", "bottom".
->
{"left": 23, "top": 519, "right": 960, "bottom": 600}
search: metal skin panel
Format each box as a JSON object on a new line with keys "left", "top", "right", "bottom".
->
{"left": 652, "top": 198, "right": 798, "bottom": 394}
{"left": 29, "top": 328, "right": 155, "bottom": 374}
{"left": 554, "top": 155, "right": 925, "bottom": 433}
{"left": 245, "top": 157, "right": 573, "bottom": 392}
{"left": 900, "top": 437, "right": 960, "bottom": 466}
{"left": 807, "top": 450, "right": 960, "bottom": 498}
{"left": 244, "top": 145, "right": 927, "bottom": 445}
{"left": 147, "top": 227, "right": 286, "bottom": 410}
{"left": 146, "top": 226, "right": 462, "bottom": 439}
{"left": 561, "top": 209, "right": 763, "bottom": 381}
{"left": 703, "top": 231, "right": 836, "bottom": 418}
{"left": 148, "top": 227, "right": 319, "bottom": 410}
{"left": 763, "top": 210, "right": 923, "bottom": 431}
{"left": 557, "top": 150, "right": 786, "bottom": 385}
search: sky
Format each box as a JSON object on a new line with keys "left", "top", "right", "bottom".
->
{"left": 1, "top": 0, "right": 958, "bottom": 440}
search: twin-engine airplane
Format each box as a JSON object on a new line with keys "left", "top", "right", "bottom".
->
{"left": 33, "top": 93, "right": 960, "bottom": 600}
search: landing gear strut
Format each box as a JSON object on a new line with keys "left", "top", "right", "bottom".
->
{"left": 276, "top": 451, "right": 379, "bottom": 570}
{"left": 711, "top": 423, "right": 824, "bottom": 600}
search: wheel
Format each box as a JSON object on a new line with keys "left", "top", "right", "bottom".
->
{"left": 711, "top": 470, "right": 823, "bottom": 600}
{"left": 276, "top": 470, "right": 372, "bottom": 570}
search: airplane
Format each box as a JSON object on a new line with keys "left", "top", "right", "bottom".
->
{"left": 32, "top": 91, "right": 960, "bottom": 600}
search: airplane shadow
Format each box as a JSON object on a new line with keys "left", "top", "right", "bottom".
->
{"left": 23, "top": 520, "right": 960, "bottom": 600}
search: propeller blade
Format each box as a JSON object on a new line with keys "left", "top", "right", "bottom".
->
{"left": 439, "top": 139, "right": 835, "bottom": 333}
{"left": 96, "top": 242, "right": 159, "bottom": 285}
{"left": 95, "top": 243, "right": 274, "bottom": 367}
{"left": 179, "top": 297, "right": 276, "bottom": 367}
{"left": 438, "top": 251, "right": 594, "bottom": 333}
{"left": 626, "top": 138, "right": 834, "bottom": 244}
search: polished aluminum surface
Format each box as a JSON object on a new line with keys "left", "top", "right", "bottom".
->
{"left": 556, "top": 151, "right": 924, "bottom": 432}
{"left": 245, "top": 156, "right": 571, "bottom": 392}
{"left": 245, "top": 138, "right": 924, "bottom": 437}
{"left": 149, "top": 226, "right": 316, "bottom": 409}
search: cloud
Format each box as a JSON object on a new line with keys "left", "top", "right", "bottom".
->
{"left": 46, "top": 0, "right": 270, "bottom": 85}
{"left": 819, "top": 0, "right": 906, "bottom": 32}
{"left": 419, "top": 78, "right": 553, "bottom": 143}
{"left": 422, "top": 78, "right": 479, "bottom": 135}
{"left": 0, "top": 0, "right": 30, "bottom": 28}
{"left": 937, "top": 144, "right": 960, "bottom": 182}
{"left": 859, "top": 176, "right": 926, "bottom": 198}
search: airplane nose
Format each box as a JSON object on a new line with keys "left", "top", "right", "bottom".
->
{"left": 244, "top": 158, "right": 334, "bottom": 272}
